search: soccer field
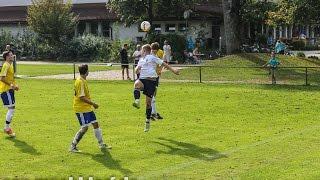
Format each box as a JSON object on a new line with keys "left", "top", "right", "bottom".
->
{"left": 1, "top": 79, "right": 320, "bottom": 179}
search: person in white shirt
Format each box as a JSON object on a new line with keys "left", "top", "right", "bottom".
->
{"left": 163, "top": 40, "right": 172, "bottom": 63}
{"left": 132, "top": 44, "right": 179, "bottom": 132}
{"left": 132, "top": 44, "right": 142, "bottom": 79}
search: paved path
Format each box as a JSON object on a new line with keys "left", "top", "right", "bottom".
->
{"left": 30, "top": 70, "right": 136, "bottom": 80}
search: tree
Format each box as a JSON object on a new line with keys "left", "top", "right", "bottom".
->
{"left": 106, "top": 0, "right": 205, "bottom": 26}
{"left": 266, "top": 0, "right": 296, "bottom": 27}
{"left": 222, "top": 0, "right": 241, "bottom": 54}
{"left": 27, "top": 0, "right": 78, "bottom": 49}
{"left": 293, "top": 0, "right": 320, "bottom": 25}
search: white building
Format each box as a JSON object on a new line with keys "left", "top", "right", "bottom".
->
{"left": 0, "top": 0, "right": 224, "bottom": 48}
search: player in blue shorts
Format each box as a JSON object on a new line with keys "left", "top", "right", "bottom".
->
{"left": 70, "top": 64, "right": 111, "bottom": 152}
{"left": 0, "top": 51, "right": 19, "bottom": 137}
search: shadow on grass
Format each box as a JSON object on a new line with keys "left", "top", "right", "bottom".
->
{"left": 153, "top": 137, "right": 227, "bottom": 161}
{"left": 80, "top": 148, "right": 132, "bottom": 176}
{"left": 6, "top": 137, "right": 41, "bottom": 155}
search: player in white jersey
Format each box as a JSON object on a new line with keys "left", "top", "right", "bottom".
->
{"left": 132, "top": 44, "right": 179, "bottom": 132}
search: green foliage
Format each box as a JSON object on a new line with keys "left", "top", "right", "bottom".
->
{"left": 266, "top": 0, "right": 297, "bottom": 26}
{"left": 147, "top": 32, "right": 186, "bottom": 63}
{"left": 106, "top": 0, "right": 204, "bottom": 26}
{"left": 293, "top": 0, "right": 320, "bottom": 25}
{"left": 240, "top": 0, "right": 276, "bottom": 24}
{"left": 0, "top": 30, "right": 14, "bottom": 51}
{"left": 291, "top": 40, "right": 306, "bottom": 51}
{"left": 296, "top": 52, "right": 306, "bottom": 58}
{"left": 27, "top": 0, "right": 78, "bottom": 49}
{"left": 64, "top": 34, "right": 110, "bottom": 62}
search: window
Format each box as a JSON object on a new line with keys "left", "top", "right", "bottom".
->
{"left": 91, "top": 22, "right": 98, "bottom": 35}
{"left": 102, "top": 22, "right": 111, "bottom": 37}
{"left": 178, "top": 23, "right": 187, "bottom": 32}
{"left": 165, "top": 24, "right": 176, "bottom": 32}
{"left": 154, "top": 24, "right": 161, "bottom": 33}
{"left": 77, "top": 22, "right": 86, "bottom": 36}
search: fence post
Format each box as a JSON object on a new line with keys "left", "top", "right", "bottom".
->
{"left": 305, "top": 67, "right": 309, "bottom": 86}
{"left": 73, "top": 62, "right": 76, "bottom": 80}
{"left": 132, "top": 64, "right": 135, "bottom": 81}
{"left": 199, "top": 66, "right": 202, "bottom": 83}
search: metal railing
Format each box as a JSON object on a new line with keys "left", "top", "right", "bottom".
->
{"left": 72, "top": 62, "right": 320, "bottom": 86}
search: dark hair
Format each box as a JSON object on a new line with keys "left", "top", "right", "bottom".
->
{"left": 2, "top": 51, "right": 11, "bottom": 60}
{"left": 78, "top": 64, "right": 88, "bottom": 75}
{"left": 151, "top": 42, "right": 159, "bottom": 50}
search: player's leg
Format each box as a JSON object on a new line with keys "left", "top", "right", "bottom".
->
{"left": 126, "top": 66, "right": 131, "bottom": 80}
{"left": 2, "top": 90, "right": 16, "bottom": 137}
{"left": 133, "top": 79, "right": 143, "bottom": 109}
{"left": 70, "top": 125, "right": 88, "bottom": 153}
{"left": 122, "top": 66, "right": 125, "bottom": 80}
{"left": 92, "top": 121, "right": 112, "bottom": 149}
{"left": 151, "top": 78, "right": 163, "bottom": 120}
{"left": 144, "top": 80, "right": 156, "bottom": 132}
{"left": 144, "top": 95, "right": 152, "bottom": 132}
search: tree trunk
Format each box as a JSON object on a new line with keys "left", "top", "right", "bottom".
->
{"left": 222, "top": 0, "right": 241, "bottom": 54}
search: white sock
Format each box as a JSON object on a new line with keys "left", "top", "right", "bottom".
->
{"left": 135, "top": 99, "right": 140, "bottom": 104}
{"left": 5, "top": 109, "right": 14, "bottom": 129}
{"left": 151, "top": 96, "right": 156, "bottom": 114}
{"left": 72, "top": 127, "right": 87, "bottom": 145}
{"left": 94, "top": 128, "right": 104, "bottom": 144}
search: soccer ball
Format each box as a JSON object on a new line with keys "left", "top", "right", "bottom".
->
{"left": 140, "top": 21, "right": 151, "bottom": 32}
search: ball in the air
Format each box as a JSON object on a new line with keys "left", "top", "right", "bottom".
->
{"left": 140, "top": 21, "right": 151, "bottom": 32}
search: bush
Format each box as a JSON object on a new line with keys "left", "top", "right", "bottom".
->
{"left": 291, "top": 40, "right": 305, "bottom": 50}
{"left": 308, "top": 55, "right": 319, "bottom": 60}
{"left": 64, "top": 34, "right": 110, "bottom": 62}
{"left": 146, "top": 32, "right": 186, "bottom": 63}
{"left": 296, "top": 52, "right": 305, "bottom": 58}
{"left": 0, "top": 30, "right": 137, "bottom": 62}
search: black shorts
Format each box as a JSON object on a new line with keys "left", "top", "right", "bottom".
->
{"left": 122, "top": 64, "right": 129, "bottom": 69}
{"left": 140, "top": 79, "right": 157, "bottom": 98}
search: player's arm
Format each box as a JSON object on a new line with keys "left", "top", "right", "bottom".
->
{"left": 154, "top": 56, "right": 179, "bottom": 75}
{"left": 80, "top": 96, "right": 99, "bottom": 109}
{"left": 162, "top": 62, "right": 179, "bottom": 75}
{"left": 135, "top": 65, "right": 141, "bottom": 74}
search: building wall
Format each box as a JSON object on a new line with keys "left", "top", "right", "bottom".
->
{"left": 111, "top": 22, "right": 146, "bottom": 42}
{"left": 112, "top": 21, "right": 216, "bottom": 42}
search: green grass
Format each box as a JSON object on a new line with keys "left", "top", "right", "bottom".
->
{"left": 16, "top": 64, "right": 117, "bottom": 77}
{"left": 1, "top": 79, "right": 320, "bottom": 179}
{"left": 162, "top": 53, "right": 320, "bottom": 85}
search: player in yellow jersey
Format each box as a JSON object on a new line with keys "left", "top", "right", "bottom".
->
{"left": 151, "top": 42, "right": 164, "bottom": 120}
{"left": 0, "top": 51, "right": 19, "bottom": 137}
{"left": 70, "top": 64, "right": 111, "bottom": 152}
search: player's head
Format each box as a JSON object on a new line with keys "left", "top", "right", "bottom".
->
{"left": 5, "top": 44, "right": 11, "bottom": 51}
{"left": 136, "top": 44, "right": 141, "bottom": 51}
{"left": 2, "top": 51, "right": 13, "bottom": 61}
{"left": 141, "top": 44, "right": 151, "bottom": 56}
{"left": 151, "top": 42, "right": 160, "bottom": 51}
{"left": 271, "top": 51, "right": 275, "bottom": 58}
{"left": 164, "top": 40, "right": 168, "bottom": 45}
{"left": 123, "top": 43, "right": 128, "bottom": 49}
{"left": 78, "top": 64, "right": 89, "bottom": 76}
